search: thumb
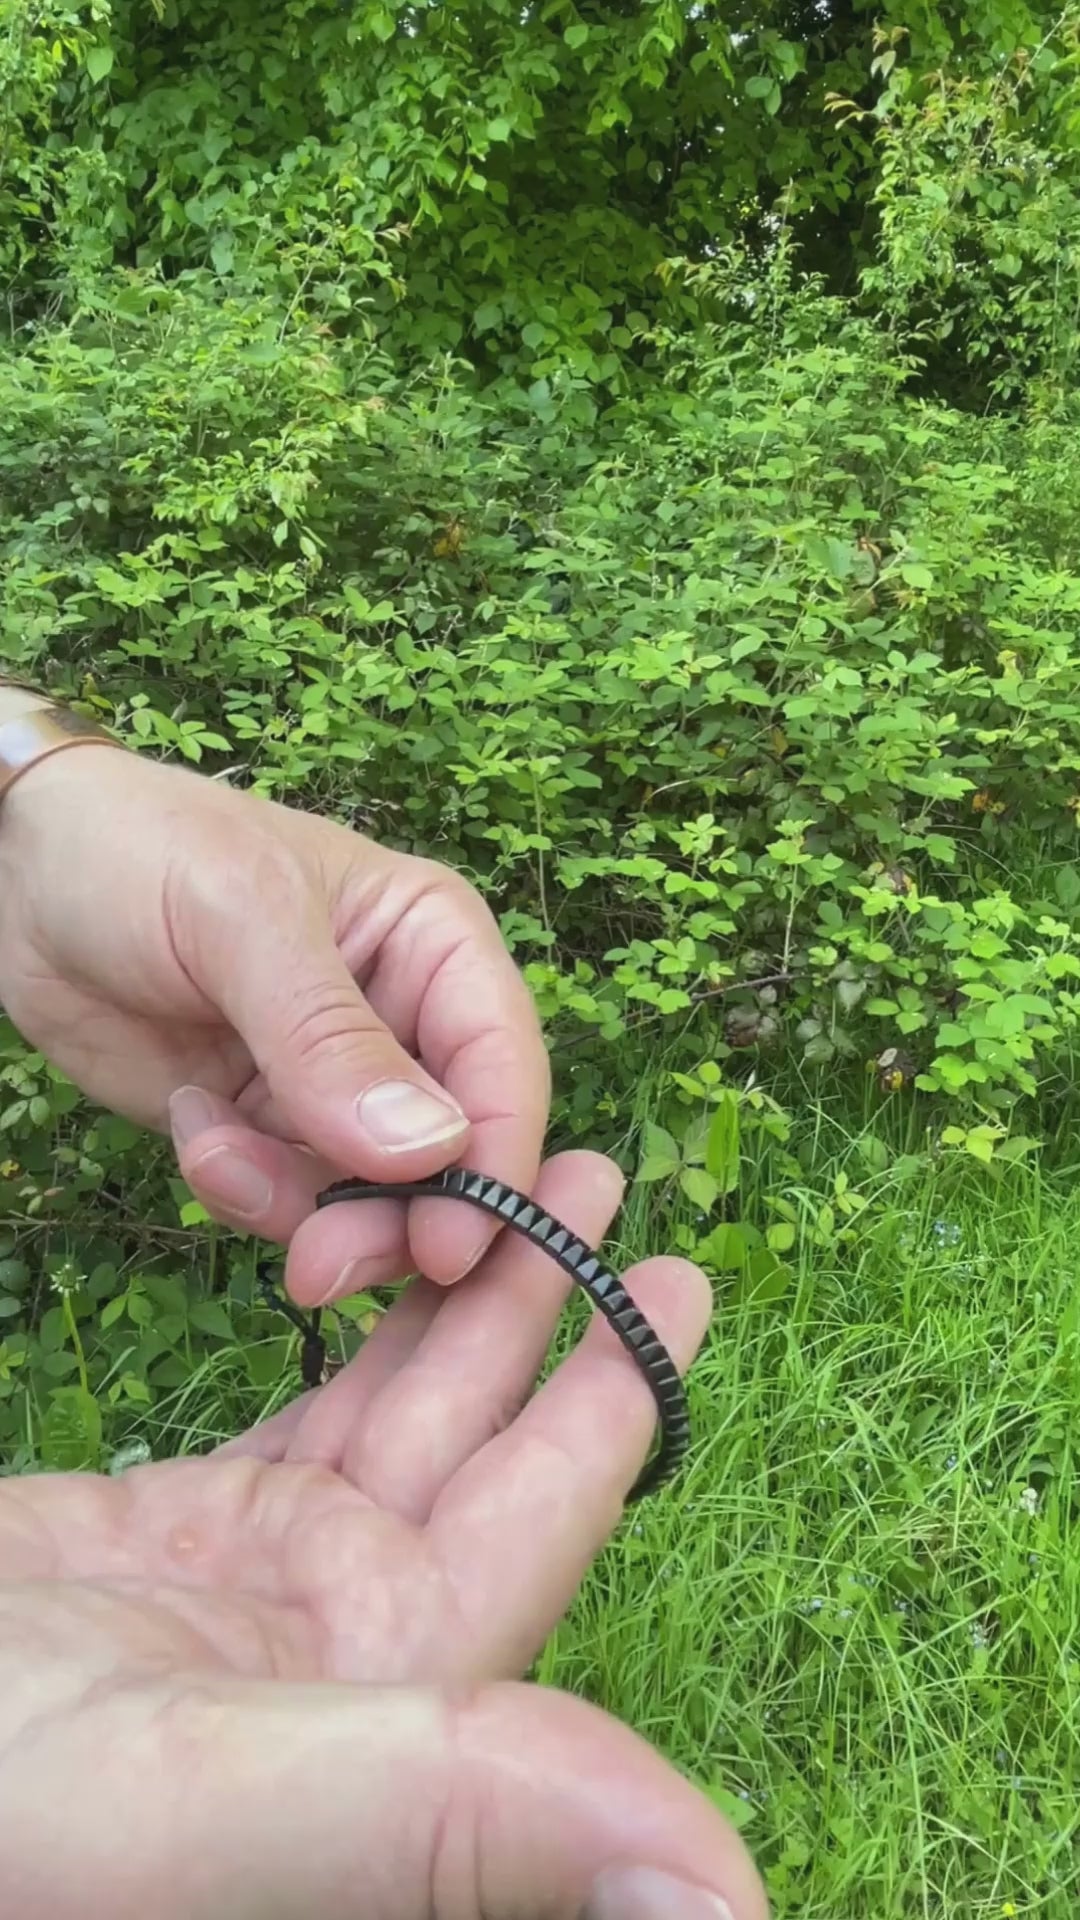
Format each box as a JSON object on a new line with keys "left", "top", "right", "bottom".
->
{"left": 197, "top": 871, "right": 471, "bottom": 1180}
{"left": 12, "top": 1675, "right": 769, "bottom": 1920}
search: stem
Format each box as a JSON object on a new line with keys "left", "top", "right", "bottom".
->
{"left": 62, "top": 1292, "right": 89, "bottom": 1395}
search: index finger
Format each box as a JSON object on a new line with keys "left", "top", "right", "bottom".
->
{"left": 365, "top": 875, "right": 551, "bottom": 1284}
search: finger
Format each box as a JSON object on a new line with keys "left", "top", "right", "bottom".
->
{"left": 167, "top": 1083, "right": 418, "bottom": 1295}
{"left": 168, "top": 1083, "right": 333, "bottom": 1242}
{"left": 211, "top": 1391, "right": 314, "bottom": 1461}
{"left": 283, "top": 1187, "right": 410, "bottom": 1308}
{"left": 215, "top": 1275, "right": 446, "bottom": 1466}
{"left": 282, "top": 1277, "right": 445, "bottom": 1468}
{"left": 431, "top": 1255, "right": 711, "bottom": 1679}
{"left": 6, "top": 1668, "right": 765, "bottom": 1920}
{"left": 191, "top": 857, "right": 473, "bottom": 1183}
{"left": 340, "top": 1151, "right": 625, "bottom": 1520}
{"left": 397, "top": 890, "right": 551, "bottom": 1283}
{"left": 180, "top": 846, "right": 549, "bottom": 1287}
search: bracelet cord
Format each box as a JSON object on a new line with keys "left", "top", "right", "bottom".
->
{"left": 313, "top": 1166, "right": 691, "bottom": 1503}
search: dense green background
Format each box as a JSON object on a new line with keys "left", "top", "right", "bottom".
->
{"left": 5, "top": 1, "right": 1080, "bottom": 1911}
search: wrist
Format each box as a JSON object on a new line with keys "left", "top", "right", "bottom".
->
{"left": 0, "top": 685, "right": 127, "bottom": 822}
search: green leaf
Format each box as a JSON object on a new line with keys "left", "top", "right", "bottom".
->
{"left": 639, "top": 1123, "right": 680, "bottom": 1165}
{"left": 188, "top": 1300, "right": 236, "bottom": 1341}
{"left": 705, "top": 1783, "right": 756, "bottom": 1831}
{"left": 680, "top": 1167, "right": 719, "bottom": 1213}
{"left": 704, "top": 1092, "right": 740, "bottom": 1194}
{"left": 564, "top": 22, "right": 589, "bottom": 47}
{"left": 698, "top": 1223, "right": 748, "bottom": 1271}
{"left": 803, "top": 1033, "right": 835, "bottom": 1064}
{"left": 963, "top": 1126, "right": 1000, "bottom": 1164}
{"left": 474, "top": 301, "right": 502, "bottom": 333}
{"left": 731, "top": 1251, "right": 793, "bottom": 1306}
{"left": 85, "top": 43, "right": 114, "bottom": 83}
{"left": 996, "top": 1136, "right": 1040, "bottom": 1162}
{"left": 41, "top": 1387, "right": 102, "bottom": 1472}
{"left": 636, "top": 1154, "right": 679, "bottom": 1182}
{"left": 41, "top": 1351, "right": 79, "bottom": 1379}
{"left": 835, "top": 976, "right": 866, "bottom": 1013}
{"left": 1055, "top": 866, "right": 1080, "bottom": 910}
{"left": 815, "top": 1202, "right": 836, "bottom": 1241}
{"left": 766, "top": 1221, "right": 797, "bottom": 1252}
{"left": 857, "top": 1134, "right": 890, "bottom": 1173}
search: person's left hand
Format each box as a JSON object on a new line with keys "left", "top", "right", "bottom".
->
{"left": 0, "top": 1155, "right": 764, "bottom": 1920}
{"left": 0, "top": 742, "right": 550, "bottom": 1304}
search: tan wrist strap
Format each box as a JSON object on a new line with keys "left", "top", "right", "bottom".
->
{"left": 0, "top": 703, "right": 125, "bottom": 807}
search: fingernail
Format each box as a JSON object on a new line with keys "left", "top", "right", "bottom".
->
{"left": 311, "top": 1256, "right": 377, "bottom": 1310}
{"left": 356, "top": 1079, "right": 468, "bottom": 1154}
{"left": 168, "top": 1085, "right": 218, "bottom": 1148}
{"left": 189, "top": 1145, "right": 273, "bottom": 1221}
{"left": 448, "top": 1234, "right": 491, "bottom": 1284}
{"left": 582, "top": 1866, "right": 736, "bottom": 1920}
{"left": 334, "top": 1258, "right": 365, "bottom": 1299}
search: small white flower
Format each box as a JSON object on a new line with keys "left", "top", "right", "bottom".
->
{"left": 1019, "top": 1486, "right": 1039, "bottom": 1517}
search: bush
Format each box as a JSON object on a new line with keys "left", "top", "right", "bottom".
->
{"left": 8, "top": 1, "right": 1080, "bottom": 1465}
{"left": 9, "top": 243, "right": 1080, "bottom": 1129}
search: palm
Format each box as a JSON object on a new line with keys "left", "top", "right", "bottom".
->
{"left": 0, "top": 1153, "right": 703, "bottom": 1703}
{"left": 0, "top": 1452, "right": 524, "bottom": 1693}
{"left": 0, "top": 1226, "right": 764, "bottom": 1920}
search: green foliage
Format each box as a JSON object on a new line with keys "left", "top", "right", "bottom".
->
{"left": 855, "top": 15, "right": 1080, "bottom": 406}
{"left": 4, "top": 0, "right": 1080, "bottom": 1479}
{"left": 13, "top": 228, "right": 1080, "bottom": 1120}
{"left": 0, "top": 1012, "right": 389, "bottom": 1467}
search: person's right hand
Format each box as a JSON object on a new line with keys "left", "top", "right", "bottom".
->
{"left": 0, "top": 1153, "right": 766, "bottom": 1920}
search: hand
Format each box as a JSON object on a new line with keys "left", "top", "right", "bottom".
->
{"left": 0, "top": 1155, "right": 763, "bottom": 1920}
{"left": 0, "top": 732, "right": 550, "bottom": 1302}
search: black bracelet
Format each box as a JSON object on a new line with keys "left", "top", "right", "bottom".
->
{"left": 314, "top": 1166, "right": 691, "bottom": 1503}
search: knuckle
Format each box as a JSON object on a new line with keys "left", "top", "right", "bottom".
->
{"left": 279, "top": 987, "right": 376, "bottom": 1068}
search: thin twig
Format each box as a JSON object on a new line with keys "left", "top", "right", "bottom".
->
{"left": 553, "top": 969, "right": 806, "bottom": 1054}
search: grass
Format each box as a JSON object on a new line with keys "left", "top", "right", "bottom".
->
{"left": 12, "top": 1058, "right": 1080, "bottom": 1917}
{"left": 544, "top": 1143, "right": 1080, "bottom": 1918}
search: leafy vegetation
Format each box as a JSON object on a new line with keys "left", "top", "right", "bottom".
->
{"left": 6, "top": 0, "right": 1080, "bottom": 1909}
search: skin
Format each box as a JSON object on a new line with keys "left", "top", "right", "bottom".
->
{"left": 0, "top": 712, "right": 769, "bottom": 1919}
